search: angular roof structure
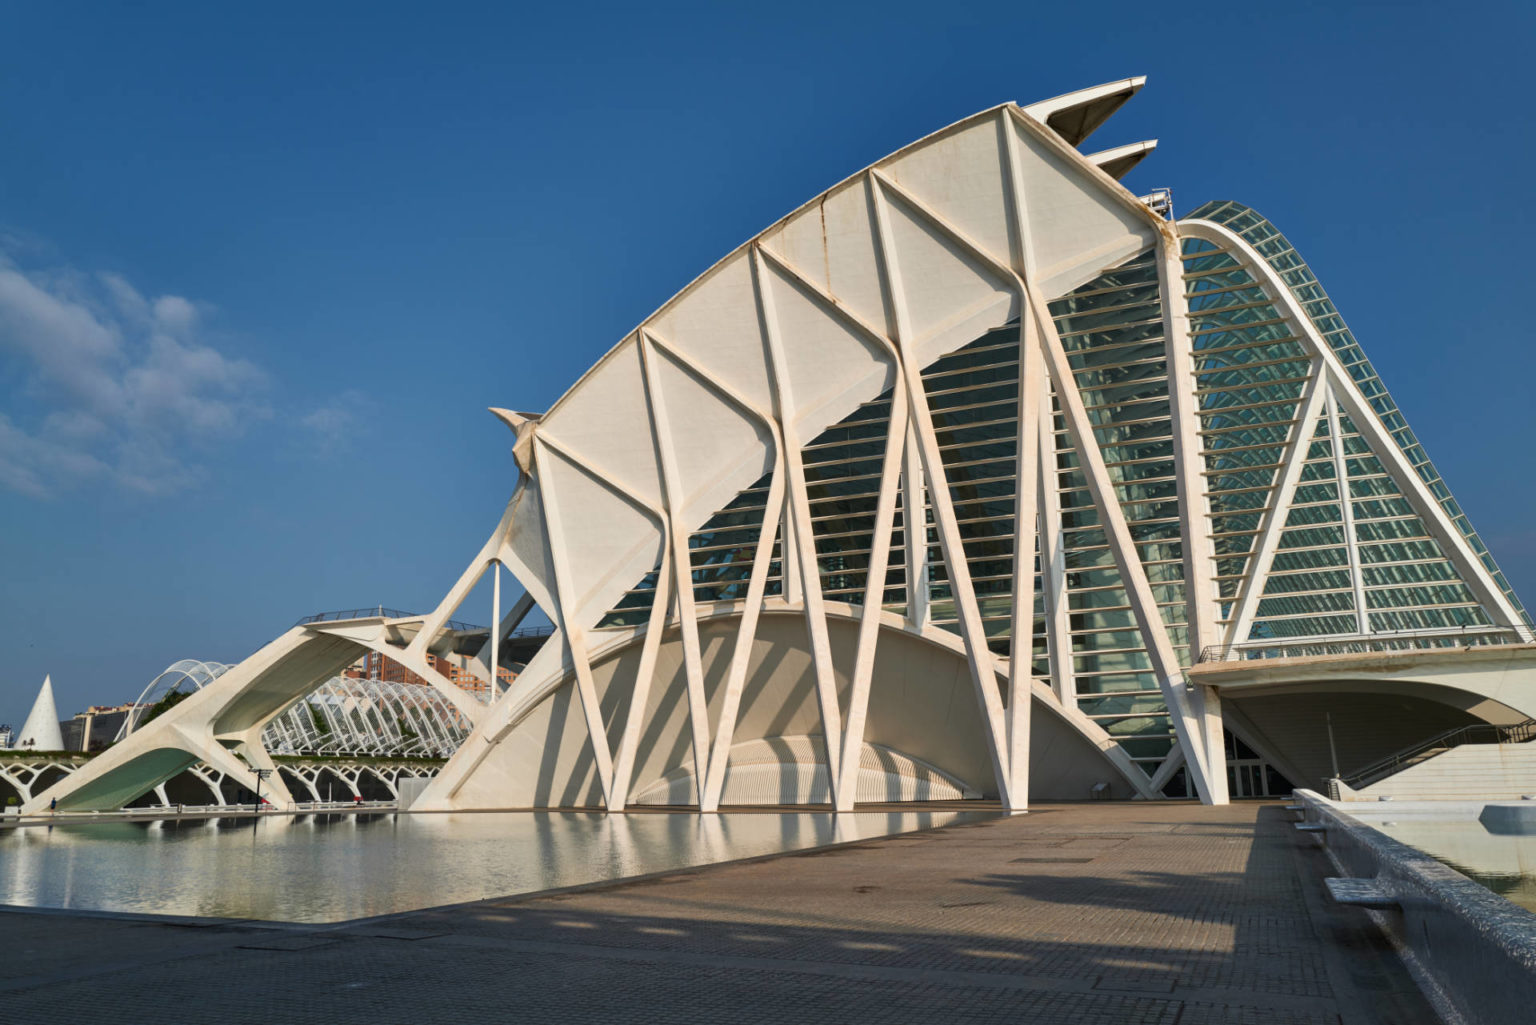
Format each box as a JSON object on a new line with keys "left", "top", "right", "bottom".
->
{"left": 26, "top": 78, "right": 1534, "bottom": 816}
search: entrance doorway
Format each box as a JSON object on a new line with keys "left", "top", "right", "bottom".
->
{"left": 1224, "top": 732, "right": 1293, "bottom": 799}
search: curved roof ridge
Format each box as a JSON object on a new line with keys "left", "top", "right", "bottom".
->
{"left": 530, "top": 89, "right": 1155, "bottom": 428}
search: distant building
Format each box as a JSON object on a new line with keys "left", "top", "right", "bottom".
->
{"left": 61, "top": 704, "right": 145, "bottom": 752}
{"left": 341, "top": 651, "right": 514, "bottom": 700}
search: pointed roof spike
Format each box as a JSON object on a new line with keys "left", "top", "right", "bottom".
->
{"left": 1022, "top": 77, "right": 1147, "bottom": 147}
{"left": 489, "top": 407, "right": 528, "bottom": 432}
{"left": 1085, "top": 139, "right": 1158, "bottom": 180}
{"left": 16, "top": 674, "right": 64, "bottom": 752}
{"left": 489, "top": 407, "right": 541, "bottom": 431}
{"left": 489, "top": 408, "right": 542, "bottom": 476}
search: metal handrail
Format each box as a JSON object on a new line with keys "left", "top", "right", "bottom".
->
{"left": 1339, "top": 718, "right": 1536, "bottom": 791}
{"left": 294, "top": 607, "right": 486, "bottom": 633}
{"left": 1198, "top": 626, "right": 1523, "bottom": 663}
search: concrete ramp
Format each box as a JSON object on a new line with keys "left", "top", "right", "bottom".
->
{"left": 24, "top": 628, "right": 363, "bottom": 812}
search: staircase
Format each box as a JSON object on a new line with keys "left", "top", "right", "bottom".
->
{"left": 1332, "top": 719, "right": 1536, "bottom": 801}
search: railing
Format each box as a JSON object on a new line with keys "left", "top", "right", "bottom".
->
{"left": 1139, "top": 187, "right": 1173, "bottom": 219}
{"left": 295, "top": 607, "right": 486, "bottom": 633}
{"left": 1198, "top": 625, "right": 1525, "bottom": 663}
{"left": 1338, "top": 718, "right": 1536, "bottom": 792}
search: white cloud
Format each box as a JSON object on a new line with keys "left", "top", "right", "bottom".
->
{"left": 299, "top": 389, "right": 369, "bottom": 457}
{"left": 0, "top": 250, "right": 269, "bottom": 497}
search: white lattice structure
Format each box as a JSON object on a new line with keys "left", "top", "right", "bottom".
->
{"left": 115, "top": 660, "right": 232, "bottom": 740}
{"left": 263, "top": 677, "right": 470, "bottom": 758}
{"left": 118, "top": 660, "right": 472, "bottom": 759}
{"left": 26, "top": 77, "right": 1533, "bottom": 814}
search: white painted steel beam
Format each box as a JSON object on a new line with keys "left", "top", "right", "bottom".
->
{"left": 751, "top": 247, "right": 848, "bottom": 807}
{"left": 1224, "top": 372, "right": 1328, "bottom": 647}
{"left": 1327, "top": 380, "right": 1372, "bottom": 635}
{"left": 1181, "top": 219, "right": 1531, "bottom": 641}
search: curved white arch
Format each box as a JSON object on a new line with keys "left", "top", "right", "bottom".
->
{"left": 262, "top": 677, "right": 471, "bottom": 759}
{"left": 416, "top": 601, "right": 1160, "bottom": 811}
{"left": 398, "top": 82, "right": 1249, "bottom": 812}
{"left": 1178, "top": 219, "right": 1531, "bottom": 643}
{"left": 117, "top": 659, "right": 232, "bottom": 740}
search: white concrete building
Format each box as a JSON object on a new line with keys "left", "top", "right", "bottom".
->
{"left": 25, "top": 78, "right": 1535, "bottom": 814}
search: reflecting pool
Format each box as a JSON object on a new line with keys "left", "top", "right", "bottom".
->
{"left": 0, "top": 809, "right": 987, "bottom": 924}
{"left": 1372, "top": 818, "right": 1536, "bottom": 912}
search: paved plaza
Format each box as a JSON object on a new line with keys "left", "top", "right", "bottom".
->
{"left": 0, "top": 802, "right": 1436, "bottom": 1024}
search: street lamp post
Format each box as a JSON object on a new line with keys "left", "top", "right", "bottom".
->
{"left": 250, "top": 767, "right": 273, "bottom": 820}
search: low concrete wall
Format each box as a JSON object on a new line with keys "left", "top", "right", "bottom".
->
{"left": 397, "top": 775, "right": 433, "bottom": 810}
{"left": 1295, "top": 789, "right": 1536, "bottom": 1024}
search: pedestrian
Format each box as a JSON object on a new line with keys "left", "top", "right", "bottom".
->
{"left": 49, "top": 796, "right": 56, "bottom": 813}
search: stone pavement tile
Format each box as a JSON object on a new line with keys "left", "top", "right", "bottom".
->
{"left": 0, "top": 914, "right": 150, "bottom": 980}
{"left": 0, "top": 801, "right": 1441, "bottom": 1025}
{"left": 0, "top": 941, "right": 1194, "bottom": 1025}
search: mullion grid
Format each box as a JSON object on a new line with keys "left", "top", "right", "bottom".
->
{"left": 1046, "top": 258, "right": 1187, "bottom": 764}
{"left": 1332, "top": 416, "right": 1491, "bottom": 631}
{"left": 1245, "top": 414, "right": 1354, "bottom": 634}
{"left": 1189, "top": 200, "right": 1528, "bottom": 623}
{"left": 1182, "top": 241, "right": 1310, "bottom": 621}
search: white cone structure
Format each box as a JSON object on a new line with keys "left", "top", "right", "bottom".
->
{"left": 15, "top": 675, "right": 64, "bottom": 751}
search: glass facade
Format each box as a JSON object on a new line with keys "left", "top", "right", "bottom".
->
{"left": 594, "top": 202, "right": 1526, "bottom": 780}
{"left": 1188, "top": 201, "right": 1529, "bottom": 628}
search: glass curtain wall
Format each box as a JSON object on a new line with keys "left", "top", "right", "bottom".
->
{"left": 598, "top": 251, "right": 1186, "bottom": 776}
{"left": 589, "top": 201, "right": 1524, "bottom": 785}
{"left": 1187, "top": 201, "right": 1529, "bottom": 627}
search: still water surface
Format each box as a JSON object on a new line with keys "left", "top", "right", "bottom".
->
{"left": 0, "top": 809, "right": 985, "bottom": 923}
{"left": 1372, "top": 818, "right": 1536, "bottom": 912}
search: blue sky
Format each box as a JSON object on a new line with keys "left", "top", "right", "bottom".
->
{"left": 2, "top": 1, "right": 1533, "bottom": 718}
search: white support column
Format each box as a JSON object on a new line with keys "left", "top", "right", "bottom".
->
{"left": 636, "top": 333, "right": 714, "bottom": 806}
{"left": 1000, "top": 99, "right": 1041, "bottom": 808}
{"left": 864, "top": 174, "right": 1015, "bottom": 807}
{"left": 1038, "top": 399, "right": 1075, "bottom": 706}
{"left": 834, "top": 380, "right": 911, "bottom": 811}
{"left": 872, "top": 163, "right": 1197, "bottom": 804}
{"left": 608, "top": 553, "right": 672, "bottom": 811}
{"left": 1157, "top": 227, "right": 1222, "bottom": 662}
{"left": 699, "top": 469, "right": 786, "bottom": 810}
{"left": 750, "top": 247, "right": 845, "bottom": 804}
{"left": 1224, "top": 372, "right": 1328, "bottom": 646}
{"left": 488, "top": 559, "right": 501, "bottom": 705}
{"left": 1155, "top": 225, "right": 1229, "bottom": 804}
{"left": 1034, "top": 298, "right": 1222, "bottom": 804}
{"left": 473, "top": 590, "right": 536, "bottom": 687}
{"left": 902, "top": 422, "right": 930, "bottom": 629}
{"left": 641, "top": 330, "right": 788, "bottom": 814}
{"left": 530, "top": 437, "right": 618, "bottom": 806}
{"left": 1326, "top": 379, "right": 1371, "bottom": 635}
{"left": 1006, "top": 307, "right": 1045, "bottom": 808}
